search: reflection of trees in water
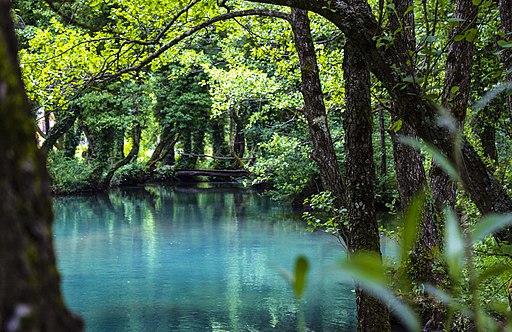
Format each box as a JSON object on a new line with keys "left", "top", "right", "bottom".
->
{"left": 54, "top": 185, "right": 356, "bottom": 330}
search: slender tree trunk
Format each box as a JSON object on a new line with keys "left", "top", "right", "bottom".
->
{"left": 101, "top": 123, "right": 142, "bottom": 188}
{"left": 0, "top": 3, "right": 83, "bottom": 330}
{"left": 211, "top": 117, "right": 230, "bottom": 169}
{"left": 343, "top": 40, "right": 391, "bottom": 332}
{"left": 181, "top": 129, "right": 193, "bottom": 168}
{"left": 40, "top": 108, "right": 80, "bottom": 155}
{"left": 386, "top": 1, "right": 445, "bottom": 327}
{"left": 192, "top": 129, "right": 206, "bottom": 166}
{"left": 379, "top": 109, "right": 387, "bottom": 178}
{"left": 63, "top": 123, "right": 81, "bottom": 159}
{"left": 148, "top": 125, "right": 178, "bottom": 171}
{"left": 499, "top": 0, "right": 512, "bottom": 116}
{"left": 289, "top": 8, "right": 345, "bottom": 210}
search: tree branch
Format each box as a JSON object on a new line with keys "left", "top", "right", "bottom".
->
{"left": 100, "top": 9, "right": 290, "bottom": 80}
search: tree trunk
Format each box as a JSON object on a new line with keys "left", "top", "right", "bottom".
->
{"left": 499, "top": 0, "right": 512, "bottom": 116}
{"left": 0, "top": 3, "right": 83, "bottom": 330}
{"left": 429, "top": 0, "right": 478, "bottom": 211}
{"left": 379, "top": 109, "right": 387, "bottom": 178}
{"left": 101, "top": 123, "right": 142, "bottom": 188}
{"left": 63, "top": 123, "right": 81, "bottom": 159}
{"left": 210, "top": 117, "right": 230, "bottom": 169}
{"left": 192, "top": 128, "right": 206, "bottom": 165}
{"left": 387, "top": 0, "right": 443, "bottom": 299}
{"left": 289, "top": 8, "right": 345, "bottom": 210}
{"left": 148, "top": 125, "right": 178, "bottom": 171}
{"left": 472, "top": 105, "right": 499, "bottom": 166}
{"left": 343, "top": 40, "right": 391, "bottom": 332}
{"left": 40, "top": 108, "right": 80, "bottom": 155}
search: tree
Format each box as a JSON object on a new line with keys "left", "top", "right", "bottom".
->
{"left": 289, "top": 8, "right": 345, "bottom": 211}
{"left": 249, "top": 0, "right": 512, "bottom": 241}
{"left": 0, "top": 2, "right": 82, "bottom": 330}
{"left": 343, "top": 39, "right": 391, "bottom": 331}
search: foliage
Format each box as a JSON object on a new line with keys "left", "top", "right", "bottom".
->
{"left": 111, "top": 163, "right": 149, "bottom": 186}
{"left": 249, "top": 133, "right": 318, "bottom": 200}
{"left": 47, "top": 150, "right": 93, "bottom": 194}
{"left": 302, "top": 191, "right": 347, "bottom": 241}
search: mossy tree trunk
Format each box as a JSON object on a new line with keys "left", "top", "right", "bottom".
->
{"left": 429, "top": 0, "right": 478, "bottom": 211}
{"left": 387, "top": 1, "right": 444, "bottom": 327}
{"left": 0, "top": 2, "right": 83, "bottom": 330}
{"left": 343, "top": 40, "right": 391, "bottom": 332}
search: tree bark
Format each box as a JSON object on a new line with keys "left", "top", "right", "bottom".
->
{"left": 343, "top": 40, "right": 391, "bottom": 332}
{"left": 289, "top": 8, "right": 345, "bottom": 210}
{"left": 429, "top": 0, "right": 478, "bottom": 211}
{"left": 499, "top": 0, "right": 512, "bottom": 116}
{"left": 0, "top": 2, "right": 83, "bottom": 330}
{"left": 378, "top": 109, "right": 387, "bottom": 178}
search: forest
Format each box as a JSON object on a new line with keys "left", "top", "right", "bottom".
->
{"left": 1, "top": 0, "right": 512, "bottom": 331}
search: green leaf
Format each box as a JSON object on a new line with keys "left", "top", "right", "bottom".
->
{"left": 402, "top": 75, "right": 424, "bottom": 84}
{"left": 399, "top": 137, "right": 461, "bottom": 182}
{"left": 339, "top": 252, "right": 386, "bottom": 283}
{"left": 454, "top": 34, "right": 466, "bottom": 42}
{"left": 450, "top": 85, "right": 460, "bottom": 95}
{"left": 447, "top": 17, "right": 465, "bottom": 23}
{"left": 390, "top": 119, "right": 403, "bottom": 133}
{"left": 400, "top": 192, "right": 425, "bottom": 264}
{"left": 403, "top": 5, "right": 414, "bottom": 16}
{"left": 293, "top": 256, "right": 309, "bottom": 299}
{"left": 472, "top": 0, "right": 482, "bottom": 5}
{"left": 497, "top": 40, "right": 512, "bottom": 48}
{"left": 444, "top": 208, "right": 465, "bottom": 279}
{"left": 464, "top": 28, "right": 478, "bottom": 42}
{"left": 338, "top": 253, "right": 420, "bottom": 331}
{"left": 471, "top": 214, "right": 512, "bottom": 243}
{"left": 478, "top": 263, "right": 511, "bottom": 282}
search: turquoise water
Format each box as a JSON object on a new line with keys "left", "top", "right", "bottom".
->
{"left": 53, "top": 185, "right": 357, "bottom": 331}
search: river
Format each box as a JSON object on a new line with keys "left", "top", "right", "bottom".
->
{"left": 53, "top": 184, "right": 357, "bottom": 331}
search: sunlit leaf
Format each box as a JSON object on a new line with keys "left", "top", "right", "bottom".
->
{"left": 471, "top": 214, "right": 512, "bottom": 243}
{"left": 390, "top": 119, "right": 403, "bottom": 133}
{"left": 454, "top": 34, "right": 465, "bottom": 42}
{"left": 450, "top": 85, "right": 460, "bottom": 95}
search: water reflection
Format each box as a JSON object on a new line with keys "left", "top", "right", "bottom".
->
{"left": 53, "top": 185, "right": 357, "bottom": 331}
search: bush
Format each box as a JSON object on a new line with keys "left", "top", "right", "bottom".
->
{"left": 47, "top": 150, "right": 93, "bottom": 194}
{"left": 111, "top": 163, "right": 149, "bottom": 186}
{"left": 249, "top": 133, "right": 319, "bottom": 200}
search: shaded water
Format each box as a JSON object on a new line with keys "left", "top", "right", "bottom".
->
{"left": 53, "top": 184, "right": 357, "bottom": 331}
